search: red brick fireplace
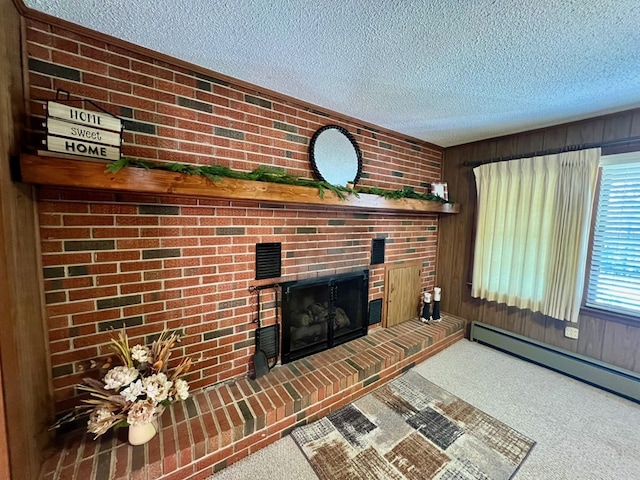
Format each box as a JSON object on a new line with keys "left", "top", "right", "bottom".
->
{"left": 24, "top": 16, "right": 446, "bottom": 415}
{"left": 19, "top": 12, "right": 459, "bottom": 479}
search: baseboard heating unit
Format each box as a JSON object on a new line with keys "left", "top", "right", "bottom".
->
{"left": 470, "top": 321, "right": 640, "bottom": 403}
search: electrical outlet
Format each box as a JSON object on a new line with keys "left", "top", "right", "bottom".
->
{"left": 564, "top": 326, "right": 579, "bottom": 339}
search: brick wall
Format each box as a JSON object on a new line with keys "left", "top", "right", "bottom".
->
{"left": 24, "top": 18, "right": 443, "bottom": 414}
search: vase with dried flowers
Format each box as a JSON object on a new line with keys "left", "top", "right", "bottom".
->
{"left": 55, "top": 328, "right": 193, "bottom": 445}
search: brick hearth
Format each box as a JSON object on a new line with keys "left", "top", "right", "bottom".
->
{"left": 39, "top": 314, "right": 466, "bottom": 480}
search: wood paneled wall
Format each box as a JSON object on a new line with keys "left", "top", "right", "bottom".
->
{"left": 438, "top": 108, "right": 640, "bottom": 373}
{"left": 0, "top": 1, "right": 53, "bottom": 479}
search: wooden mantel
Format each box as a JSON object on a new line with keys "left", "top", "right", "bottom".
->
{"left": 19, "top": 154, "right": 460, "bottom": 214}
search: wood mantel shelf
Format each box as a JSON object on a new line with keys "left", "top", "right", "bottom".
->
{"left": 19, "top": 154, "right": 460, "bottom": 214}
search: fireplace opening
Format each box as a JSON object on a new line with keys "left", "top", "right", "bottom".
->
{"left": 281, "top": 270, "right": 369, "bottom": 363}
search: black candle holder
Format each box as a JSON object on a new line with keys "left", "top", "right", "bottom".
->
{"left": 432, "top": 300, "right": 441, "bottom": 322}
{"left": 420, "top": 300, "right": 431, "bottom": 323}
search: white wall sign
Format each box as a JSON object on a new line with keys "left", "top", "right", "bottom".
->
{"left": 47, "top": 101, "right": 122, "bottom": 132}
{"left": 46, "top": 117, "right": 121, "bottom": 146}
{"left": 45, "top": 100, "right": 122, "bottom": 161}
{"left": 46, "top": 136, "right": 121, "bottom": 161}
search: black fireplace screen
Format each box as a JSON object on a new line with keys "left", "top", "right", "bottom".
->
{"left": 281, "top": 270, "right": 369, "bottom": 363}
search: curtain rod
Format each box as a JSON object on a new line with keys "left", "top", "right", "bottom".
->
{"left": 461, "top": 135, "right": 640, "bottom": 168}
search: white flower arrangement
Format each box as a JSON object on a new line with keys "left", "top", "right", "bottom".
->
{"left": 71, "top": 329, "right": 193, "bottom": 438}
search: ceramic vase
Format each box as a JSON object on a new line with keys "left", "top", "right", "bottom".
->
{"left": 128, "top": 420, "right": 157, "bottom": 445}
{"left": 128, "top": 406, "right": 164, "bottom": 445}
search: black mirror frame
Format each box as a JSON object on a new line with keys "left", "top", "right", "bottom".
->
{"left": 309, "top": 125, "right": 363, "bottom": 186}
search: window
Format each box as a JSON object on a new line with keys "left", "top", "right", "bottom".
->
{"left": 585, "top": 152, "right": 640, "bottom": 318}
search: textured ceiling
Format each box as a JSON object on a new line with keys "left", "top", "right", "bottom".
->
{"left": 23, "top": 0, "right": 640, "bottom": 147}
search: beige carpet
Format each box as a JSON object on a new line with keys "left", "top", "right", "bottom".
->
{"left": 291, "top": 370, "right": 534, "bottom": 479}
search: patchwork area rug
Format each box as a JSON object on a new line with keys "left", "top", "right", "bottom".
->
{"left": 291, "top": 371, "right": 535, "bottom": 479}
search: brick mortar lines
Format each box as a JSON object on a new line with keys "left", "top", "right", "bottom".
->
{"left": 26, "top": 31, "right": 440, "bottom": 159}
{"left": 40, "top": 319, "right": 465, "bottom": 480}
{"left": 225, "top": 322, "right": 457, "bottom": 432}
{"left": 28, "top": 65, "right": 409, "bottom": 152}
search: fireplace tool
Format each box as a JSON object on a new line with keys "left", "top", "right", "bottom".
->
{"left": 249, "top": 284, "right": 280, "bottom": 379}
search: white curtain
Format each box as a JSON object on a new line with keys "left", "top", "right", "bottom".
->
{"left": 471, "top": 148, "right": 600, "bottom": 322}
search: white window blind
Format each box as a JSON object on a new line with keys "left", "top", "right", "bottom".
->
{"left": 585, "top": 152, "right": 640, "bottom": 317}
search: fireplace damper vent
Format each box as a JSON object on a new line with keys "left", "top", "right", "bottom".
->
{"left": 371, "top": 238, "right": 385, "bottom": 265}
{"left": 368, "top": 298, "right": 383, "bottom": 325}
{"left": 255, "top": 242, "right": 281, "bottom": 279}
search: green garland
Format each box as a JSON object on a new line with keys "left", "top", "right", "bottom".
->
{"left": 106, "top": 157, "right": 451, "bottom": 203}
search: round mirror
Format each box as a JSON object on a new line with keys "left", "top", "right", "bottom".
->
{"left": 309, "top": 125, "right": 362, "bottom": 186}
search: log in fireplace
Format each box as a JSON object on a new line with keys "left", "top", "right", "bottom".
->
{"left": 281, "top": 270, "right": 369, "bottom": 363}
